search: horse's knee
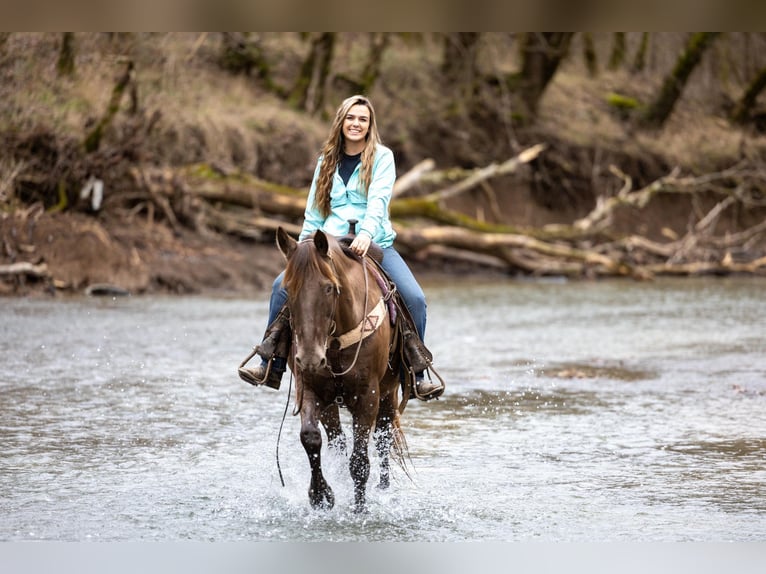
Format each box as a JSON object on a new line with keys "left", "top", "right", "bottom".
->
{"left": 301, "top": 427, "right": 322, "bottom": 454}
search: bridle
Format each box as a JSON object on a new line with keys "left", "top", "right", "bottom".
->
{"left": 288, "top": 244, "right": 374, "bottom": 379}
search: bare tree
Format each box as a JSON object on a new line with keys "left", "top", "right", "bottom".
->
{"left": 289, "top": 32, "right": 336, "bottom": 115}
{"left": 334, "top": 33, "right": 391, "bottom": 95}
{"left": 640, "top": 32, "right": 720, "bottom": 128}
{"left": 631, "top": 32, "right": 649, "bottom": 73}
{"left": 57, "top": 32, "right": 75, "bottom": 77}
{"left": 516, "top": 33, "right": 574, "bottom": 118}
{"left": 608, "top": 32, "right": 626, "bottom": 70}
{"left": 0, "top": 33, "right": 10, "bottom": 57}
{"left": 731, "top": 65, "right": 766, "bottom": 124}
{"left": 441, "top": 33, "right": 481, "bottom": 98}
{"left": 582, "top": 33, "right": 598, "bottom": 77}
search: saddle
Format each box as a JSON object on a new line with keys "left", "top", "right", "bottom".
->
{"left": 335, "top": 228, "right": 444, "bottom": 404}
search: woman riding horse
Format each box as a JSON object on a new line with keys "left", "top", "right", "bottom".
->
{"left": 240, "top": 94, "right": 442, "bottom": 401}
{"left": 273, "top": 226, "right": 407, "bottom": 511}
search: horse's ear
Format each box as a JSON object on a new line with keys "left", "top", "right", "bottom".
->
{"left": 276, "top": 227, "right": 297, "bottom": 260}
{"left": 314, "top": 230, "right": 329, "bottom": 257}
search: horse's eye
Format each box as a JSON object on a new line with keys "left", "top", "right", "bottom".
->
{"left": 325, "top": 284, "right": 335, "bottom": 295}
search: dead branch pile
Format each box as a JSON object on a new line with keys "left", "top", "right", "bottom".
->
{"left": 103, "top": 143, "right": 765, "bottom": 280}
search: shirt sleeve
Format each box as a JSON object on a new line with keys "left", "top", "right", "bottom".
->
{"left": 300, "top": 158, "right": 325, "bottom": 241}
{"left": 358, "top": 147, "right": 395, "bottom": 239}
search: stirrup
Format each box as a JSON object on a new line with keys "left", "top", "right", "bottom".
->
{"left": 411, "top": 368, "right": 445, "bottom": 401}
{"left": 238, "top": 351, "right": 282, "bottom": 390}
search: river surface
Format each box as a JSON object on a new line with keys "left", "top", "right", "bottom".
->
{"left": 1, "top": 276, "right": 765, "bottom": 541}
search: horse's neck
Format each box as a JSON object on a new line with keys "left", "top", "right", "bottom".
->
{"left": 335, "top": 258, "right": 377, "bottom": 330}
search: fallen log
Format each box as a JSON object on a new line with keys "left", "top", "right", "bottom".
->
{"left": 0, "top": 261, "right": 49, "bottom": 278}
{"left": 394, "top": 225, "right": 645, "bottom": 278}
{"left": 113, "top": 158, "right": 766, "bottom": 280}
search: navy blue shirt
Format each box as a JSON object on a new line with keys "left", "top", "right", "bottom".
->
{"left": 339, "top": 152, "right": 362, "bottom": 186}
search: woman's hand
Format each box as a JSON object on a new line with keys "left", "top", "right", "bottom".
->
{"left": 350, "top": 233, "right": 371, "bottom": 257}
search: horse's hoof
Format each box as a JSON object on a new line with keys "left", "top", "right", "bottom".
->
{"left": 309, "top": 488, "right": 335, "bottom": 510}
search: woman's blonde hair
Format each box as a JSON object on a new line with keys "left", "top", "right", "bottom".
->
{"left": 313, "top": 95, "right": 381, "bottom": 218}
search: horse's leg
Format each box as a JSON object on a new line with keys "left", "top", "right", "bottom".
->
{"left": 375, "top": 397, "right": 396, "bottom": 490}
{"left": 348, "top": 384, "right": 381, "bottom": 513}
{"left": 319, "top": 402, "right": 347, "bottom": 455}
{"left": 349, "top": 416, "right": 373, "bottom": 513}
{"left": 300, "top": 390, "right": 334, "bottom": 509}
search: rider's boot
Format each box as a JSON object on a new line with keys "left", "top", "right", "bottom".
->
{"left": 238, "top": 305, "right": 290, "bottom": 390}
{"left": 238, "top": 356, "right": 286, "bottom": 390}
{"left": 414, "top": 371, "right": 443, "bottom": 400}
{"left": 400, "top": 321, "right": 444, "bottom": 400}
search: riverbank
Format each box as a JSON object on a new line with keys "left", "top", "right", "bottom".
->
{"left": 0, "top": 208, "right": 511, "bottom": 298}
{"left": 3, "top": 33, "right": 766, "bottom": 296}
{"left": 0, "top": 209, "right": 285, "bottom": 297}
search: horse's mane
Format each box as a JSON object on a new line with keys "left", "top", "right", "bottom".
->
{"left": 283, "top": 236, "right": 343, "bottom": 297}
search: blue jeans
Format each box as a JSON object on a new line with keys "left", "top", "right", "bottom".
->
{"left": 266, "top": 246, "right": 427, "bottom": 341}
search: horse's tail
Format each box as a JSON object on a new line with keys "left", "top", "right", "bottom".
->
{"left": 390, "top": 414, "right": 414, "bottom": 481}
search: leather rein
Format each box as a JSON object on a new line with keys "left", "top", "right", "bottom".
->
{"left": 326, "top": 253, "right": 385, "bottom": 377}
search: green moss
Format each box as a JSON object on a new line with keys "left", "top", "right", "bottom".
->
{"left": 606, "top": 92, "right": 640, "bottom": 111}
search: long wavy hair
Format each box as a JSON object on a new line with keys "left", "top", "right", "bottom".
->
{"left": 313, "top": 95, "right": 382, "bottom": 218}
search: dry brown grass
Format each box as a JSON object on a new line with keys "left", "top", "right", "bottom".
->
{"left": 2, "top": 32, "right": 766, "bottom": 188}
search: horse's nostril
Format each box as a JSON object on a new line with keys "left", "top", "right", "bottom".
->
{"left": 319, "top": 357, "right": 327, "bottom": 369}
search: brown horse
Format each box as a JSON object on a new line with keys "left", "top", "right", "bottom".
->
{"left": 276, "top": 227, "right": 405, "bottom": 512}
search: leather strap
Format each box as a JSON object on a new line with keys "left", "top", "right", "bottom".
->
{"left": 330, "top": 297, "right": 387, "bottom": 350}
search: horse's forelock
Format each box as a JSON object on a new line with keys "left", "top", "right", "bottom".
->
{"left": 283, "top": 238, "right": 340, "bottom": 297}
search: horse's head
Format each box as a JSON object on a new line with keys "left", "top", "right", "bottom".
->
{"left": 277, "top": 227, "right": 341, "bottom": 376}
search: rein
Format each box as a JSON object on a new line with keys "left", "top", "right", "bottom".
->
{"left": 327, "top": 255, "right": 372, "bottom": 377}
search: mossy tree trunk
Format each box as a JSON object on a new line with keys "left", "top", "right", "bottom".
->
{"left": 516, "top": 32, "right": 573, "bottom": 118}
{"left": 631, "top": 32, "right": 649, "bottom": 73}
{"left": 608, "top": 33, "right": 626, "bottom": 70}
{"left": 582, "top": 33, "right": 598, "bottom": 77}
{"left": 640, "top": 32, "right": 720, "bottom": 129}
{"left": 83, "top": 60, "right": 135, "bottom": 153}
{"left": 731, "top": 65, "right": 766, "bottom": 124}
{"left": 57, "top": 32, "right": 76, "bottom": 77}
{"left": 358, "top": 33, "right": 390, "bottom": 93}
{"left": 289, "top": 32, "right": 336, "bottom": 115}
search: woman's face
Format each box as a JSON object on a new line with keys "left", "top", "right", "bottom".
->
{"left": 342, "top": 104, "right": 370, "bottom": 150}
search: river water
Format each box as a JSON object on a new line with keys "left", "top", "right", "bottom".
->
{"left": 1, "top": 276, "right": 765, "bottom": 542}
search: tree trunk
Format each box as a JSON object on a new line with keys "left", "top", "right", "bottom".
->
{"left": 608, "top": 32, "right": 626, "bottom": 70}
{"left": 640, "top": 32, "right": 720, "bottom": 128}
{"left": 57, "top": 32, "right": 76, "bottom": 77}
{"left": 359, "top": 33, "right": 390, "bottom": 93}
{"left": 83, "top": 60, "right": 135, "bottom": 153}
{"left": 631, "top": 32, "right": 649, "bottom": 73}
{"left": 582, "top": 33, "right": 598, "bottom": 77}
{"left": 0, "top": 32, "right": 10, "bottom": 57}
{"left": 731, "top": 65, "right": 766, "bottom": 124}
{"left": 516, "top": 32, "right": 574, "bottom": 118}
{"left": 441, "top": 33, "right": 481, "bottom": 98}
{"left": 289, "top": 32, "right": 336, "bottom": 114}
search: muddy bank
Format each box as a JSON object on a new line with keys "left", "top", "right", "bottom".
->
{"left": 0, "top": 209, "right": 285, "bottom": 297}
